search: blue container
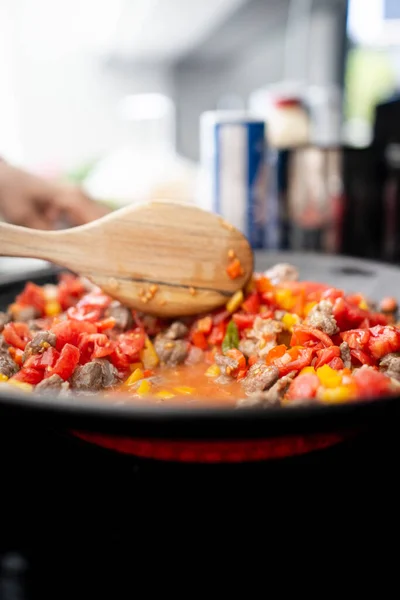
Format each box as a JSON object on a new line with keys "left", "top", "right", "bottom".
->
{"left": 200, "top": 111, "right": 276, "bottom": 249}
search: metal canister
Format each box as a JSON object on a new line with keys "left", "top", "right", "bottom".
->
{"left": 199, "top": 111, "right": 274, "bottom": 248}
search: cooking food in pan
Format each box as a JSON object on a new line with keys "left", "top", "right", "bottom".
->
{"left": 0, "top": 263, "right": 399, "bottom": 408}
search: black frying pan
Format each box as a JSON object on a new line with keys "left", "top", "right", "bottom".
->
{"left": 0, "top": 252, "right": 399, "bottom": 461}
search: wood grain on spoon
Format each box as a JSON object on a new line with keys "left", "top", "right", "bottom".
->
{"left": 0, "top": 201, "right": 254, "bottom": 316}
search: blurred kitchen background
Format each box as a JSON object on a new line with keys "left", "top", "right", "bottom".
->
{"left": 1, "top": 0, "right": 400, "bottom": 262}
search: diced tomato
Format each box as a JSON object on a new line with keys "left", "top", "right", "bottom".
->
{"left": 367, "top": 325, "right": 400, "bottom": 360}
{"left": 291, "top": 325, "right": 334, "bottom": 348}
{"left": 196, "top": 316, "right": 213, "bottom": 334}
{"left": 346, "top": 293, "right": 364, "bottom": 306}
{"left": 225, "top": 349, "right": 246, "bottom": 377}
{"left": 226, "top": 258, "right": 243, "bottom": 280}
{"left": 265, "top": 344, "right": 287, "bottom": 365}
{"left": 274, "top": 347, "right": 314, "bottom": 376}
{"left": 241, "top": 292, "right": 260, "bottom": 314}
{"left": 232, "top": 313, "right": 257, "bottom": 330}
{"left": 333, "top": 298, "right": 388, "bottom": 331}
{"left": 260, "top": 292, "right": 276, "bottom": 307}
{"left": 109, "top": 330, "right": 146, "bottom": 370}
{"left": 248, "top": 355, "right": 259, "bottom": 367}
{"left": 207, "top": 322, "right": 226, "bottom": 346}
{"left": 213, "top": 310, "right": 230, "bottom": 325}
{"left": 24, "top": 347, "right": 60, "bottom": 370}
{"left": 95, "top": 317, "right": 116, "bottom": 332}
{"left": 287, "top": 373, "right": 319, "bottom": 400}
{"left": 12, "top": 367, "right": 44, "bottom": 385}
{"left": 67, "top": 291, "right": 111, "bottom": 322}
{"left": 51, "top": 319, "right": 97, "bottom": 350}
{"left": 57, "top": 274, "right": 86, "bottom": 310}
{"left": 353, "top": 367, "right": 392, "bottom": 398}
{"left": 190, "top": 331, "right": 208, "bottom": 350}
{"left": 341, "top": 329, "right": 371, "bottom": 350}
{"left": 329, "top": 357, "right": 344, "bottom": 370}
{"left": 15, "top": 282, "right": 46, "bottom": 314}
{"left": 79, "top": 334, "right": 114, "bottom": 364}
{"left": 2, "top": 323, "right": 32, "bottom": 351}
{"left": 350, "top": 349, "right": 376, "bottom": 366}
{"left": 255, "top": 276, "right": 272, "bottom": 294}
{"left": 46, "top": 343, "right": 80, "bottom": 381}
{"left": 8, "top": 347, "right": 24, "bottom": 366}
{"left": 314, "top": 346, "right": 341, "bottom": 369}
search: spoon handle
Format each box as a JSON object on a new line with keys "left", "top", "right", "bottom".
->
{"left": 0, "top": 222, "right": 65, "bottom": 262}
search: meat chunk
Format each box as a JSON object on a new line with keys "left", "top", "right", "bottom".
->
{"left": 242, "top": 363, "right": 279, "bottom": 394}
{"left": 239, "top": 339, "right": 258, "bottom": 358}
{"left": 11, "top": 306, "right": 40, "bottom": 322}
{"left": 35, "top": 374, "right": 65, "bottom": 394}
{"left": 105, "top": 301, "right": 133, "bottom": 331}
{"left": 340, "top": 342, "right": 352, "bottom": 369}
{"left": 71, "top": 359, "right": 119, "bottom": 392}
{"left": 185, "top": 345, "right": 204, "bottom": 365}
{"left": 238, "top": 372, "right": 295, "bottom": 408}
{"left": 264, "top": 263, "right": 299, "bottom": 285}
{"left": 0, "top": 354, "right": 19, "bottom": 378}
{"left": 165, "top": 321, "right": 188, "bottom": 340}
{"left": 307, "top": 300, "right": 338, "bottom": 336}
{"left": 0, "top": 311, "right": 11, "bottom": 333}
{"left": 22, "top": 330, "right": 56, "bottom": 362}
{"left": 379, "top": 353, "right": 400, "bottom": 382}
{"left": 154, "top": 335, "right": 189, "bottom": 366}
{"left": 240, "top": 317, "right": 283, "bottom": 359}
{"left": 0, "top": 335, "right": 10, "bottom": 356}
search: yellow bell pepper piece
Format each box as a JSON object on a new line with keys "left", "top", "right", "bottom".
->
{"left": 174, "top": 386, "right": 195, "bottom": 395}
{"left": 316, "top": 364, "right": 342, "bottom": 388}
{"left": 129, "top": 362, "right": 143, "bottom": 373}
{"left": 319, "top": 385, "right": 353, "bottom": 404}
{"left": 205, "top": 364, "right": 221, "bottom": 378}
{"left": 137, "top": 380, "right": 152, "bottom": 395}
{"left": 275, "top": 289, "right": 295, "bottom": 311}
{"left": 300, "top": 366, "right": 316, "bottom": 376}
{"left": 125, "top": 368, "right": 144, "bottom": 386}
{"left": 7, "top": 380, "right": 33, "bottom": 392}
{"left": 358, "top": 299, "right": 369, "bottom": 311}
{"left": 44, "top": 300, "right": 62, "bottom": 317}
{"left": 226, "top": 290, "right": 244, "bottom": 313}
{"left": 304, "top": 301, "right": 317, "bottom": 316}
{"left": 282, "top": 312, "right": 300, "bottom": 331}
{"left": 0, "top": 374, "right": 9, "bottom": 382}
{"left": 155, "top": 390, "right": 175, "bottom": 399}
{"left": 140, "top": 337, "right": 159, "bottom": 369}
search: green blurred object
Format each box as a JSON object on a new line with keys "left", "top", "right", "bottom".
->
{"left": 66, "top": 157, "right": 99, "bottom": 185}
{"left": 345, "top": 48, "right": 397, "bottom": 124}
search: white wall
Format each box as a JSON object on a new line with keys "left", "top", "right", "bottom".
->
{"left": 0, "top": 0, "right": 173, "bottom": 172}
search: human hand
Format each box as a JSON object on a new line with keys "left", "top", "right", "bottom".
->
{"left": 0, "top": 161, "right": 109, "bottom": 229}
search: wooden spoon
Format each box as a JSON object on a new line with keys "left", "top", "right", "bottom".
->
{"left": 0, "top": 200, "right": 253, "bottom": 317}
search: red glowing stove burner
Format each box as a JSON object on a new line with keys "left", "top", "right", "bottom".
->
{"left": 71, "top": 430, "right": 356, "bottom": 463}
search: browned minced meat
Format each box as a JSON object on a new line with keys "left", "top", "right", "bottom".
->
{"left": 165, "top": 321, "right": 188, "bottom": 340}
{"left": 22, "top": 330, "right": 56, "bottom": 362}
{"left": 379, "top": 353, "right": 400, "bottom": 382}
{"left": 215, "top": 353, "right": 238, "bottom": 374}
{"left": 239, "top": 339, "right": 258, "bottom": 358}
{"left": 154, "top": 324, "right": 189, "bottom": 366}
{"left": 242, "top": 363, "right": 279, "bottom": 394}
{"left": 105, "top": 301, "right": 133, "bottom": 332}
{"left": 71, "top": 359, "right": 119, "bottom": 391}
{"left": 264, "top": 263, "right": 299, "bottom": 285}
{"left": 238, "top": 371, "right": 295, "bottom": 408}
{"left": 185, "top": 345, "right": 204, "bottom": 365}
{"left": 307, "top": 300, "right": 338, "bottom": 336}
{"left": 340, "top": 342, "right": 352, "bottom": 369}
{"left": 0, "top": 336, "right": 18, "bottom": 377}
{"left": 11, "top": 306, "right": 40, "bottom": 322}
{"left": 35, "top": 374, "right": 65, "bottom": 393}
{"left": 0, "top": 311, "right": 11, "bottom": 333}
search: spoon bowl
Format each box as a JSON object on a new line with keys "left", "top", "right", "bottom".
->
{"left": 0, "top": 200, "right": 253, "bottom": 316}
